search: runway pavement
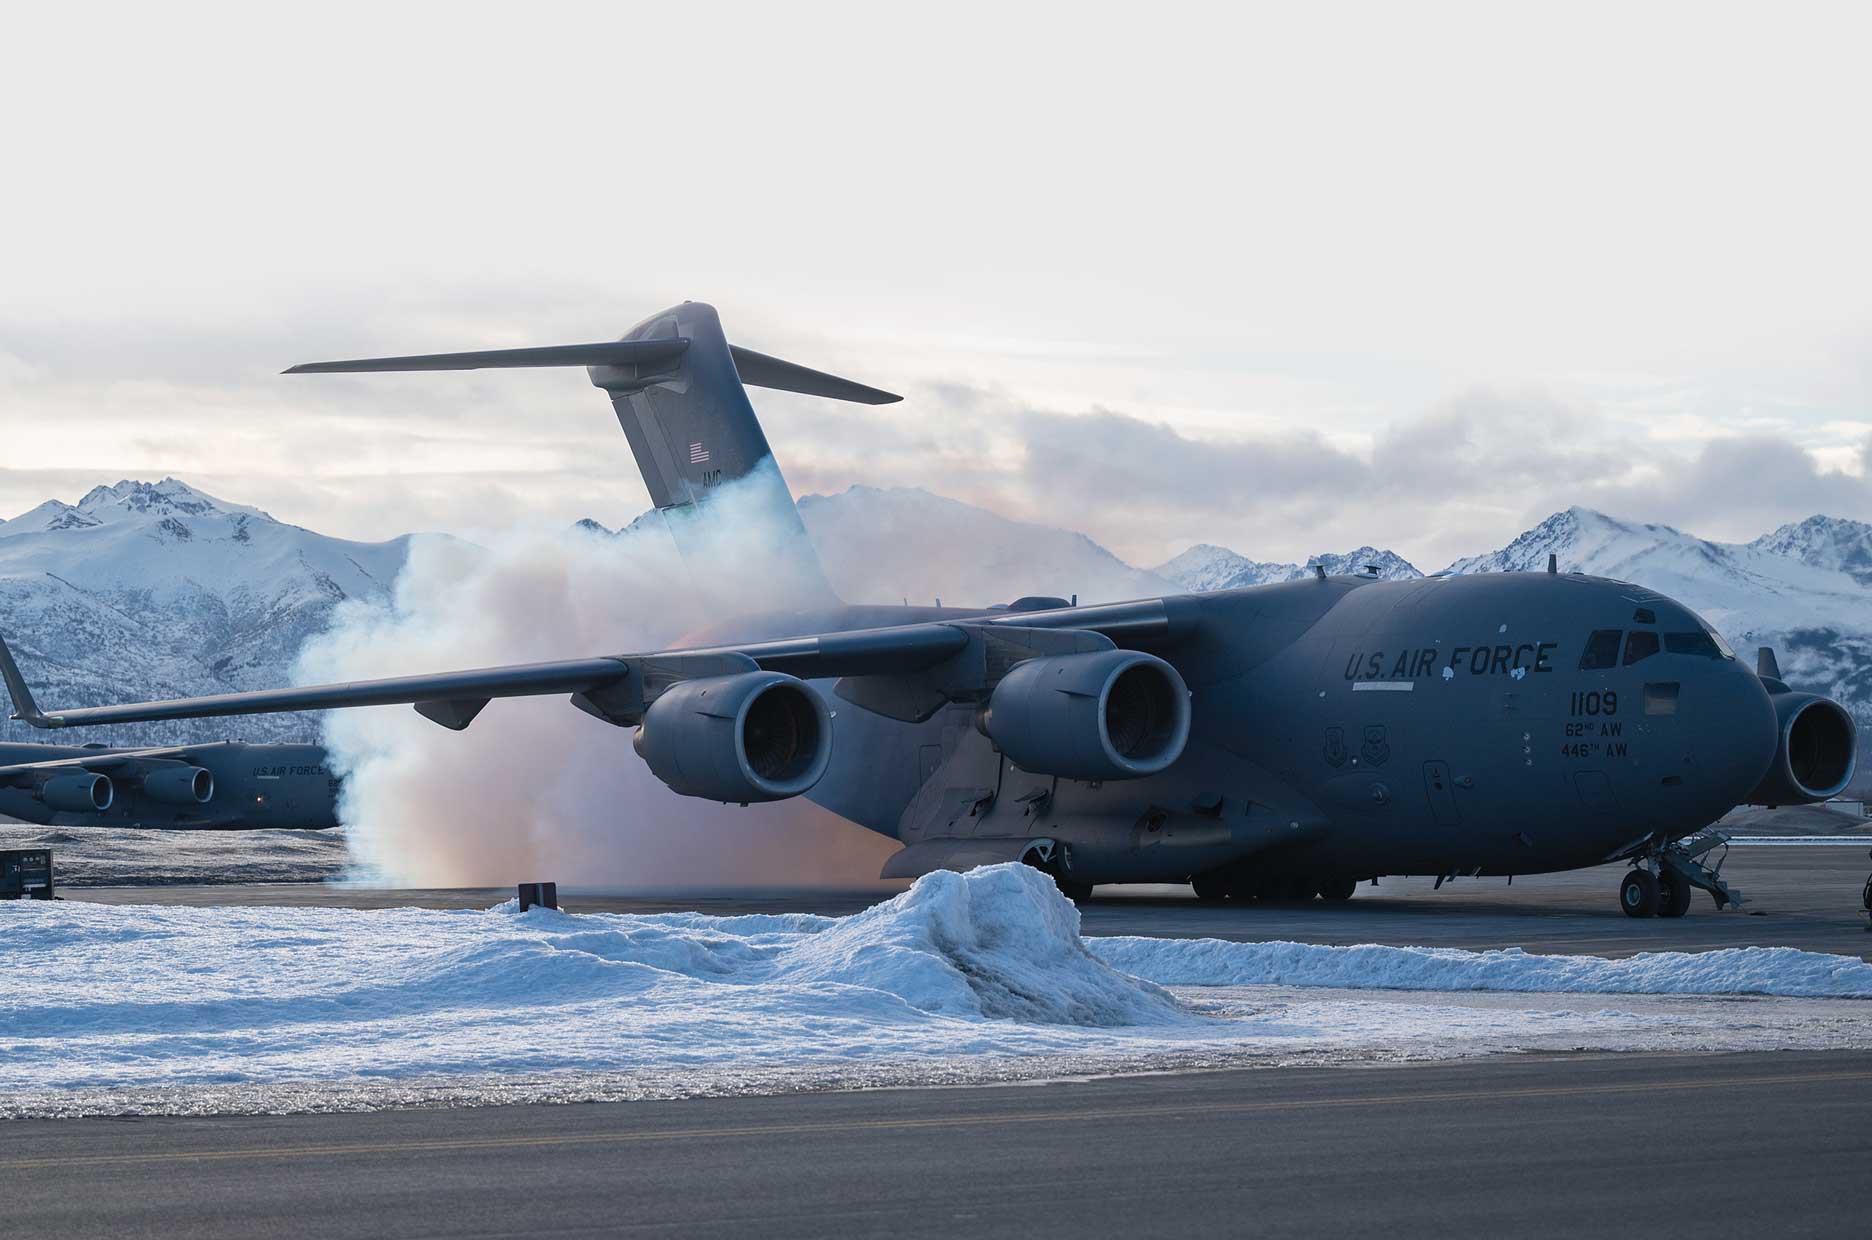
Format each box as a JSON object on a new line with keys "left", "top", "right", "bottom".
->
{"left": 2, "top": 1050, "right": 1867, "bottom": 1239}
{"left": 64, "top": 843, "right": 1872, "bottom": 958}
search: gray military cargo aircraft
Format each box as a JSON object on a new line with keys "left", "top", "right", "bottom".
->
{"left": 0, "top": 642, "right": 338, "bottom": 830}
{"left": 0, "top": 302, "right": 1856, "bottom": 914}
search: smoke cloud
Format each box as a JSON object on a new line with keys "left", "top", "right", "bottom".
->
{"left": 294, "top": 468, "right": 899, "bottom": 889}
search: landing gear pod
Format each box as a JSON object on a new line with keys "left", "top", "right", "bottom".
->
{"left": 1747, "top": 693, "right": 1857, "bottom": 806}
{"left": 40, "top": 772, "right": 113, "bottom": 813}
{"left": 980, "top": 650, "right": 1190, "bottom": 780}
{"left": 143, "top": 766, "right": 215, "bottom": 805}
{"left": 633, "top": 671, "right": 833, "bottom": 803}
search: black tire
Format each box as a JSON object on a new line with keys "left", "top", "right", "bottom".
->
{"left": 1619, "top": 869, "right": 1659, "bottom": 918}
{"left": 1227, "top": 871, "right": 1265, "bottom": 902}
{"left": 1191, "top": 872, "right": 1230, "bottom": 903}
{"left": 1278, "top": 875, "right": 1315, "bottom": 902}
{"left": 1657, "top": 872, "right": 1693, "bottom": 918}
{"left": 1317, "top": 876, "right": 1358, "bottom": 902}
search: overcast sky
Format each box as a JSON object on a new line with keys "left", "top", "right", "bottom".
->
{"left": 3, "top": 1, "right": 1869, "bottom": 570}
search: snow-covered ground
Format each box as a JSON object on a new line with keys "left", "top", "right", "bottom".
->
{"left": 4, "top": 865, "right": 1869, "bottom": 1118}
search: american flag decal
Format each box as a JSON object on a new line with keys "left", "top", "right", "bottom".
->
{"left": 689, "top": 442, "right": 710, "bottom": 464}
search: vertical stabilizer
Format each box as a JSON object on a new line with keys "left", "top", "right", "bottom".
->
{"left": 593, "top": 303, "right": 831, "bottom": 597}
{"left": 286, "top": 301, "right": 902, "bottom": 606}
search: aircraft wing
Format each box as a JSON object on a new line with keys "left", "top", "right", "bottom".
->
{"left": 0, "top": 600, "right": 1188, "bottom": 732}
{"left": 0, "top": 746, "right": 211, "bottom": 786}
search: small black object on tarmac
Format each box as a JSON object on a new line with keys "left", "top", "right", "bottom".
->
{"left": 1, "top": 849, "right": 54, "bottom": 900}
{"left": 518, "top": 882, "right": 559, "bottom": 913}
{"left": 1861, "top": 850, "right": 1871, "bottom": 932}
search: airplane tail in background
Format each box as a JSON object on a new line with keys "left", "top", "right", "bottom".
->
{"left": 287, "top": 301, "right": 901, "bottom": 603}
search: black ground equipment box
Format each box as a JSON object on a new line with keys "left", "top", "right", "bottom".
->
{"left": 1, "top": 849, "right": 54, "bottom": 899}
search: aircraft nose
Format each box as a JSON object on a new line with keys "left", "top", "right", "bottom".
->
{"left": 1693, "top": 661, "right": 1778, "bottom": 801}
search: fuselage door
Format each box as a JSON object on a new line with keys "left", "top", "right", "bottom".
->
{"left": 1423, "top": 760, "right": 1460, "bottom": 825}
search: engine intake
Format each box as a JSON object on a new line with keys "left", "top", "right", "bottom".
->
{"left": 144, "top": 766, "right": 215, "bottom": 805}
{"left": 1748, "top": 692, "right": 1857, "bottom": 805}
{"left": 980, "top": 650, "right": 1190, "bottom": 780}
{"left": 633, "top": 671, "right": 833, "bottom": 803}
{"left": 41, "top": 772, "right": 114, "bottom": 813}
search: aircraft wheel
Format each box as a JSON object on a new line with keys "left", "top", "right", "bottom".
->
{"left": 1317, "top": 876, "right": 1357, "bottom": 902}
{"left": 1227, "top": 872, "right": 1264, "bottom": 902}
{"left": 1619, "top": 869, "right": 1659, "bottom": 918}
{"left": 1191, "top": 872, "right": 1230, "bottom": 903}
{"left": 1657, "top": 873, "right": 1693, "bottom": 918}
{"left": 1276, "top": 875, "right": 1314, "bottom": 903}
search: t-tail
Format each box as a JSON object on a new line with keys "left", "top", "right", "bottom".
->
{"left": 286, "top": 301, "right": 899, "bottom": 603}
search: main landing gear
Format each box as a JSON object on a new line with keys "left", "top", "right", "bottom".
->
{"left": 1188, "top": 870, "right": 1359, "bottom": 904}
{"left": 1019, "top": 839, "right": 1093, "bottom": 903}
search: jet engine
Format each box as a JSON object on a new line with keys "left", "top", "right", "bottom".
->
{"left": 979, "top": 649, "right": 1190, "bottom": 780}
{"left": 1748, "top": 692, "right": 1857, "bottom": 805}
{"left": 143, "top": 766, "right": 215, "bottom": 805}
{"left": 633, "top": 671, "right": 833, "bottom": 803}
{"left": 41, "top": 772, "right": 113, "bottom": 812}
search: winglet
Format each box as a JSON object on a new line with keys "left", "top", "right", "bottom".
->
{"left": 0, "top": 632, "right": 51, "bottom": 726}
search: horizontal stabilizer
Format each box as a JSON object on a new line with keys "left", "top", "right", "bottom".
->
{"left": 286, "top": 336, "right": 901, "bottom": 404}
{"left": 728, "top": 346, "right": 901, "bottom": 405}
{"left": 284, "top": 339, "right": 691, "bottom": 375}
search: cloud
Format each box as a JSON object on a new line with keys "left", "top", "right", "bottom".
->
{"left": 6, "top": 282, "right": 1872, "bottom": 573}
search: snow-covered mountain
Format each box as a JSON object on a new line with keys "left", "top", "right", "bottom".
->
{"left": 1155, "top": 543, "right": 1422, "bottom": 592}
{"left": 1442, "top": 508, "right": 1869, "bottom": 685}
{"left": 797, "top": 486, "right": 1177, "bottom": 606}
{"left": 1749, "top": 515, "right": 1872, "bottom": 587}
{"left": 0, "top": 479, "right": 411, "bottom": 747}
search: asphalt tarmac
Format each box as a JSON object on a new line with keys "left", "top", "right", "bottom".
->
{"left": 65, "top": 843, "right": 1872, "bottom": 958}
{"left": 3, "top": 1051, "right": 1868, "bottom": 1239}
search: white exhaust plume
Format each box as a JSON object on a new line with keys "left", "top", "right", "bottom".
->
{"left": 294, "top": 467, "right": 898, "bottom": 888}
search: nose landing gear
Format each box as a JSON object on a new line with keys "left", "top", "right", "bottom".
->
{"left": 1619, "top": 869, "right": 1659, "bottom": 918}
{"left": 1618, "top": 830, "right": 1744, "bottom": 918}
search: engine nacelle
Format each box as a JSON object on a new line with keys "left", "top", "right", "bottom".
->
{"left": 980, "top": 649, "right": 1191, "bottom": 780}
{"left": 1747, "top": 692, "right": 1857, "bottom": 806}
{"left": 143, "top": 766, "right": 215, "bottom": 805}
{"left": 41, "top": 772, "right": 114, "bottom": 813}
{"left": 633, "top": 671, "right": 833, "bottom": 803}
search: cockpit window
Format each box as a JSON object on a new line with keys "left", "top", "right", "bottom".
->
{"left": 1580, "top": 629, "right": 1623, "bottom": 670}
{"left": 1665, "top": 631, "right": 1722, "bottom": 659}
{"left": 1623, "top": 630, "right": 1660, "bottom": 665}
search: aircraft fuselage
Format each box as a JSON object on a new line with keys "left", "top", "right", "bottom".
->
{"left": 0, "top": 741, "right": 338, "bottom": 830}
{"left": 731, "top": 571, "right": 1782, "bottom": 885}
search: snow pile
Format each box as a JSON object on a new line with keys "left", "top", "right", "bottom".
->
{"left": 1092, "top": 938, "right": 1872, "bottom": 999}
{"left": 771, "top": 866, "right": 1185, "bottom": 1024}
{"left": 3, "top": 865, "right": 1869, "bottom": 1106}
{"left": 0, "top": 866, "right": 1189, "bottom": 1093}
